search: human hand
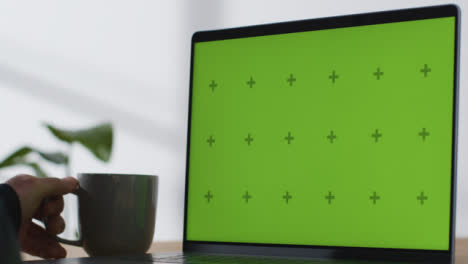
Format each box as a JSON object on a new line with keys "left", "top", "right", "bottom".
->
{"left": 6, "top": 174, "right": 79, "bottom": 259}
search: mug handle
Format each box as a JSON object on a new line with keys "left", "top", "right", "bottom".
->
{"left": 42, "top": 190, "right": 83, "bottom": 247}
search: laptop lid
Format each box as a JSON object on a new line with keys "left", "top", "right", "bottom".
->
{"left": 184, "top": 4, "right": 460, "bottom": 263}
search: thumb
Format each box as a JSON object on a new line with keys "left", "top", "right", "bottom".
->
{"left": 37, "top": 177, "right": 79, "bottom": 198}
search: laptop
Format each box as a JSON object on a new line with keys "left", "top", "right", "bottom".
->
{"left": 29, "top": 4, "right": 460, "bottom": 264}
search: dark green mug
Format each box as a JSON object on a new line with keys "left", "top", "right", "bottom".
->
{"left": 48, "top": 173, "right": 158, "bottom": 256}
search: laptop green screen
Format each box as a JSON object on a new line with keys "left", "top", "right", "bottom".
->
{"left": 186, "top": 16, "right": 456, "bottom": 251}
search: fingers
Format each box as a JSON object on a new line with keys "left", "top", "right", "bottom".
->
{"left": 45, "top": 215, "right": 66, "bottom": 235}
{"left": 19, "top": 222, "right": 66, "bottom": 259}
{"left": 34, "top": 196, "right": 66, "bottom": 235}
{"left": 35, "top": 196, "right": 64, "bottom": 219}
{"left": 37, "top": 177, "right": 79, "bottom": 197}
{"left": 7, "top": 175, "right": 79, "bottom": 225}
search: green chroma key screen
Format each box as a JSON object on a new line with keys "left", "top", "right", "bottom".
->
{"left": 186, "top": 16, "right": 456, "bottom": 251}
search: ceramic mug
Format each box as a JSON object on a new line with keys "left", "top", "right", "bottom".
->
{"left": 48, "top": 173, "right": 158, "bottom": 256}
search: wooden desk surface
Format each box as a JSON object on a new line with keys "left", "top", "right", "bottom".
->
{"left": 457, "top": 238, "right": 468, "bottom": 263}
{"left": 22, "top": 238, "right": 468, "bottom": 263}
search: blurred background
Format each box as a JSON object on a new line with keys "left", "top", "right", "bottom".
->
{"left": 0, "top": 0, "right": 465, "bottom": 242}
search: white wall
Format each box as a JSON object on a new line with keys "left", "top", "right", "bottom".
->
{"left": 0, "top": 0, "right": 466, "bottom": 242}
{"left": 0, "top": 0, "right": 204, "bottom": 241}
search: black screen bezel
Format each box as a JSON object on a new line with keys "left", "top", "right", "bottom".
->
{"left": 183, "top": 4, "right": 460, "bottom": 263}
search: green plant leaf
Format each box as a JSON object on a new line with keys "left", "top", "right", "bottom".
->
{"left": 0, "top": 147, "right": 33, "bottom": 169}
{"left": 37, "top": 151, "right": 69, "bottom": 165}
{"left": 0, "top": 146, "right": 67, "bottom": 179}
{"left": 0, "top": 146, "right": 49, "bottom": 177}
{"left": 0, "top": 146, "right": 68, "bottom": 169}
{"left": 44, "top": 123, "right": 113, "bottom": 162}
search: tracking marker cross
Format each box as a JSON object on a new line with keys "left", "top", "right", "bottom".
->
{"left": 417, "top": 191, "right": 428, "bottom": 205}
{"left": 284, "top": 132, "right": 294, "bottom": 144}
{"left": 205, "top": 191, "right": 213, "bottom": 203}
{"left": 207, "top": 135, "right": 215, "bottom": 147}
{"left": 245, "top": 133, "right": 254, "bottom": 146}
{"left": 325, "top": 191, "right": 335, "bottom": 204}
{"left": 374, "top": 67, "right": 384, "bottom": 80}
{"left": 419, "top": 128, "right": 430, "bottom": 141}
{"left": 209, "top": 80, "right": 217, "bottom": 92}
{"left": 287, "top": 74, "right": 296, "bottom": 86}
{"left": 327, "top": 130, "right": 337, "bottom": 143}
{"left": 420, "top": 64, "right": 431, "bottom": 77}
{"left": 243, "top": 191, "right": 252, "bottom": 203}
{"left": 329, "top": 70, "right": 339, "bottom": 83}
{"left": 370, "top": 191, "right": 380, "bottom": 205}
{"left": 283, "top": 191, "right": 292, "bottom": 204}
{"left": 247, "top": 76, "right": 256, "bottom": 88}
{"left": 371, "top": 129, "right": 383, "bottom": 143}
